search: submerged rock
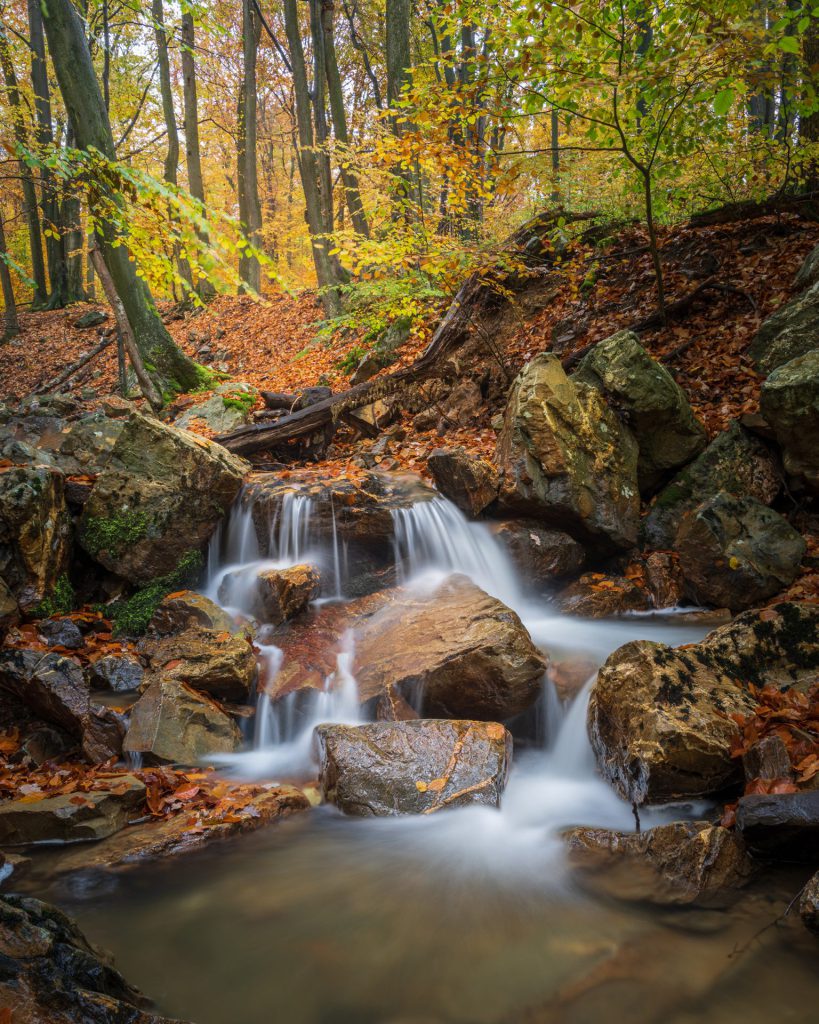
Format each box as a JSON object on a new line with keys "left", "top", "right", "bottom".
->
{"left": 495, "top": 354, "right": 640, "bottom": 551}
{"left": 735, "top": 791, "right": 819, "bottom": 859}
{"left": 800, "top": 871, "right": 819, "bottom": 935}
{"left": 123, "top": 679, "right": 242, "bottom": 765}
{"left": 77, "top": 411, "right": 246, "bottom": 583}
{"left": 675, "top": 493, "right": 805, "bottom": 611}
{"left": 643, "top": 421, "right": 780, "bottom": 550}
{"left": 564, "top": 821, "right": 753, "bottom": 905}
{"left": 0, "top": 776, "right": 145, "bottom": 845}
{"left": 316, "top": 719, "right": 512, "bottom": 816}
{"left": 490, "top": 520, "right": 585, "bottom": 581}
{"left": 588, "top": 602, "right": 819, "bottom": 804}
{"left": 749, "top": 279, "right": 819, "bottom": 373}
{"left": 427, "top": 447, "right": 498, "bottom": 517}
{"left": 760, "top": 349, "right": 819, "bottom": 494}
{"left": 573, "top": 330, "right": 706, "bottom": 493}
{"left": 0, "top": 893, "right": 186, "bottom": 1023}
{"left": 0, "top": 464, "right": 71, "bottom": 611}
{"left": 139, "top": 627, "right": 256, "bottom": 701}
{"left": 557, "top": 573, "right": 650, "bottom": 618}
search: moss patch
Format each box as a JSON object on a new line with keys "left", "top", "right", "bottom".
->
{"left": 221, "top": 390, "right": 256, "bottom": 415}
{"left": 82, "top": 509, "right": 150, "bottom": 558}
{"left": 104, "top": 549, "right": 204, "bottom": 637}
{"left": 31, "top": 574, "right": 75, "bottom": 619}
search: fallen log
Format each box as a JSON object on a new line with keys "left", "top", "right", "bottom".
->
{"left": 689, "top": 191, "right": 819, "bottom": 227}
{"left": 216, "top": 208, "right": 598, "bottom": 457}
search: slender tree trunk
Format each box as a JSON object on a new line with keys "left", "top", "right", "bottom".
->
{"left": 802, "top": 12, "right": 819, "bottom": 190}
{"left": 283, "top": 0, "right": 341, "bottom": 314}
{"left": 321, "top": 0, "right": 369, "bottom": 236}
{"left": 308, "top": 0, "right": 335, "bottom": 237}
{"left": 238, "top": 0, "right": 263, "bottom": 292}
{"left": 0, "top": 212, "right": 20, "bottom": 340}
{"left": 180, "top": 12, "right": 213, "bottom": 299}
{"left": 41, "top": 0, "right": 203, "bottom": 395}
{"left": 385, "top": 0, "right": 413, "bottom": 210}
{"left": 0, "top": 29, "right": 48, "bottom": 308}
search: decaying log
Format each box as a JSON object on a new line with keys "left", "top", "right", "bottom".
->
{"left": 689, "top": 191, "right": 819, "bottom": 227}
{"left": 216, "top": 208, "right": 598, "bottom": 457}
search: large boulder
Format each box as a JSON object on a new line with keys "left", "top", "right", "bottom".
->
{"left": 643, "top": 421, "right": 781, "bottom": 549}
{"left": 735, "top": 791, "right": 819, "bottom": 859}
{"left": 490, "top": 520, "right": 585, "bottom": 581}
{"left": 138, "top": 628, "right": 256, "bottom": 701}
{"left": 316, "top": 719, "right": 512, "bottom": 816}
{"left": 675, "top": 494, "right": 805, "bottom": 611}
{"left": 495, "top": 354, "right": 640, "bottom": 552}
{"left": 588, "top": 602, "right": 819, "bottom": 804}
{"left": 271, "top": 576, "right": 547, "bottom": 722}
{"left": 147, "top": 590, "right": 241, "bottom": 636}
{"left": 794, "top": 242, "right": 819, "bottom": 290}
{"left": 564, "top": 821, "right": 753, "bottom": 906}
{"left": 0, "top": 776, "right": 145, "bottom": 845}
{"left": 573, "top": 330, "right": 707, "bottom": 492}
{"left": 77, "top": 411, "right": 246, "bottom": 583}
{"left": 749, "top": 279, "right": 819, "bottom": 374}
{"left": 427, "top": 448, "right": 498, "bottom": 517}
{"left": 123, "top": 679, "right": 242, "bottom": 765}
{"left": 0, "top": 464, "right": 71, "bottom": 611}
{"left": 0, "top": 894, "right": 187, "bottom": 1023}
{"left": 760, "top": 350, "right": 819, "bottom": 493}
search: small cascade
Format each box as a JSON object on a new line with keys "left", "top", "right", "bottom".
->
{"left": 268, "top": 492, "right": 314, "bottom": 563}
{"left": 392, "top": 498, "right": 521, "bottom": 607}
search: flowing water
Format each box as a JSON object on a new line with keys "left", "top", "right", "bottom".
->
{"left": 41, "top": 477, "right": 819, "bottom": 1023}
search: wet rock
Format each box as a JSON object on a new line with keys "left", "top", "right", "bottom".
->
{"left": 642, "top": 551, "right": 686, "bottom": 609}
{"left": 557, "top": 573, "right": 651, "bottom": 618}
{"left": 77, "top": 411, "right": 247, "bottom": 583}
{"left": 0, "top": 576, "right": 19, "bottom": 640}
{"left": 675, "top": 493, "right": 805, "bottom": 611}
{"left": 564, "top": 821, "right": 753, "bottom": 905}
{"left": 38, "top": 617, "right": 84, "bottom": 650}
{"left": 800, "top": 871, "right": 819, "bottom": 934}
{"left": 316, "top": 719, "right": 512, "bottom": 816}
{"left": 547, "top": 657, "right": 597, "bottom": 701}
{"left": 749, "top": 279, "right": 819, "bottom": 373}
{"left": 81, "top": 704, "right": 127, "bottom": 762}
{"left": 742, "top": 734, "right": 792, "bottom": 783}
{"left": 760, "top": 349, "right": 819, "bottom": 494}
{"left": 148, "top": 589, "right": 240, "bottom": 636}
{"left": 174, "top": 381, "right": 259, "bottom": 434}
{"left": 496, "top": 353, "right": 640, "bottom": 552}
{"left": 0, "top": 776, "right": 145, "bottom": 845}
{"left": 0, "top": 649, "right": 88, "bottom": 737}
{"left": 736, "top": 791, "right": 819, "bottom": 859}
{"left": 490, "top": 520, "right": 585, "bottom": 580}
{"left": 352, "top": 575, "right": 547, "bottom": 721}
{"left": 588, "top": 602, "right": 819, "bottom": 803}
{"left": 139, "top": 627, "right": 256, "bottom": 701}
{"left": 0, "top": 464, "right": 71, "bottom": 610}
{"left": 573, "top": 330, "right": 707, "bottom": 493}
{"left": 253, "top": 564, "right": 320, "bottom": 624}
{"left": 73, "top": 308, "right": 108, "bottom": 329}
{"left": 123, "top": 679, "right": 242, "bottom": 765}
{"left": 643, "top": 422, "right": 781, "bottom": 550}
{"left": 0, "top": 893, "right": 185, "bottom": 1023}
{"left": 89, "top": 653, "right": 144, "bottom": 692}
{"left": 22, "top": 723, "right": 75, "bottom": 766}
{"left": 427, "top": 448, "right": 498, "bottom": 517}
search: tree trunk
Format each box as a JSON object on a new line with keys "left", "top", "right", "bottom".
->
{"left": 801, "top": 11, "right": 819, "bottom": 190}
{"left": 238, "top": 0, "right": 263, "bottom": 293}
{"left": 0, "top": 28, "right": 48, "bottom": 308}
{"left": 385, "top": 0, "right": 413, "bottom": 209}
{"left": 283, "top": 0, "right": 342, "bottom": 315}
{"left": 40, "top": 0, "right": 203, "bottom": 396}
{"left": 308, "top": 0, "right": 335, "bottom": 237}
{"left": 0, "top": 212, "right": 20, "bottom": 340}
{"left": 321, "top": 0, "right": 369, "bottom": 237}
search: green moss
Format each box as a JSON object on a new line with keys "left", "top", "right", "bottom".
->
{"left": 32, "top": 574, "right": 75, "bottom": 618}
{"left": 83, "top": 510, "right": 150, "bottom": 558}
{"left": 222, "top": 390, "right": 256, "bottom": 415}
{"left": 105, "top": 549, "right": 204, "bottom": 637}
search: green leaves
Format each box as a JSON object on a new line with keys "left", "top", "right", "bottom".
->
{"left": 713, "top": 88, "right": 736, "bottom": 116}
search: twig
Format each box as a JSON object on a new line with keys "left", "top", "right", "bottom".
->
{"left": 35, "top": 331, "right": 115, "bottom": 393}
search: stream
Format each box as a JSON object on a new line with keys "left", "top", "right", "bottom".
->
{"left": 37, "top": 479, "right": 819, "bottom": 1023}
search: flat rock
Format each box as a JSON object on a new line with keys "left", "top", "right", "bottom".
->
{"left": 0, "top": 776, "right": 145, "bottom": 845}
{"left": 564, "top": 821, "right": 753, "bottom": 905}
{"left": 123, "top": 679, "right": 242, "bottom": 765}
{"left": 735, "top": 791, "right": 819, "bottom": 859}
{"left": 427, "top": 448, "right": 498, "bottom": 517}
{"left": 316, "top": 719, "right": 512, "bottom": 816}
{"left": 496, "top": 354, "right": 640, "bottom": 552}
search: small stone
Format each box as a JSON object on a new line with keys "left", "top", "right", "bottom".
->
{"left": 37, "top": 617, "right": 84, "bottom": 650}
{"left": 254, "top": 564, "right": 320, "bottom": 624}
{"left": 89, "top": 653, "right": 144, "bottom": 692}
{"left": 558, "top": 573, "right": 650, "bottom": 618}
{"left": 73, "top": 309, "right": 108, "bottom": 329}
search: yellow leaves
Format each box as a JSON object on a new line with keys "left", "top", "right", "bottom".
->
{"left": 415, "top": 777, "right": 447, "bottom": 793}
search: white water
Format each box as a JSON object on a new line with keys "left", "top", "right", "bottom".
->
{"left": 204, "top": 477, "right": 710, "bottom": 860}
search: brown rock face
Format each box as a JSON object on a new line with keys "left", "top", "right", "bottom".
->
{"left": 642, "top": 551, "right": 685, "bottom": 609}
{"left": 316, "top": 719, "right": 512, "bottom": 816}
{"left": 123, "top": 679, "right": 242, "bottom": 765}
{"left": 139, "top": 627, "right": 256, "bottom": 701}
{"left": 427, "top": 448, "right": 498, "bottom": 517}
{"left": 0, "top": 465, "right": 71, "bottom": 611}
{"left": 495, "top": 354, "right": 640, "bottom": 552}
{"left": 588, "top": 602, "right": 819, "bottom": 804}
{"left": 0, "top": 775, "right": 146, "bottom": 845}
{"left": 149, "top": 590, "right": 241, "bottom": 636}
{"left": 557, "top": 573, "right": 651, "bottom": 618}
{"left": 490, "top": 520, "right": 585, "bottom": 581}
{"left": 253, "top": 564, "right": 320, "bottom": 624}
{"left": 564, "top": 822, "right": 753, "bottom": 906}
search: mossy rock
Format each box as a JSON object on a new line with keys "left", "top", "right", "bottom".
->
{"left": 749, "top": 279, "right": 819, "bottom": 374}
